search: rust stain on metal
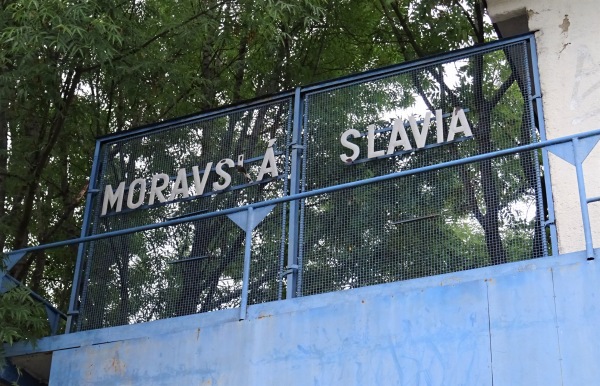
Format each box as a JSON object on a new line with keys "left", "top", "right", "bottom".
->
{"left": 257, "top": 313, "right": 272, "bottom": 319}
{"left": 110, "top": 357, "right": 126, "bottom": 374}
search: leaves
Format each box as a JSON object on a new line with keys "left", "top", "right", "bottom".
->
{"left": 0, "top": 286, "right": 48, "bottom": 366}
{"left": 0, "top": 0, "right": 546, "bottom": 335}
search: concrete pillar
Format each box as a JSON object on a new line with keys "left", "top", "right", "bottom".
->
{"left": 488, "top": 0, "right": 600, "bottom": 254}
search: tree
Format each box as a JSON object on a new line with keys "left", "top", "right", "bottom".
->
{"left": 1, "top": 0, "right": 547, "bottom": 334}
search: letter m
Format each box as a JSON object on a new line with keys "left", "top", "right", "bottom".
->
{"left": 101, "top": 182, "right": 126, "bottom": 215}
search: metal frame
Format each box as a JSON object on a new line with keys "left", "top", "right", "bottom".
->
{"left": 8, "top": 127, "right": 598, "bottom": 264}
{"left": 528, "top": 36, "right": 559, "bottom": 256}
{"left": 6, "top": 128, "right": 600, "bottom": 332}
{"left": 7, "top": 128, "right": 599, "bottom": 258}
{"left": 5, "top": 33, "right": 582, "bottom": 334}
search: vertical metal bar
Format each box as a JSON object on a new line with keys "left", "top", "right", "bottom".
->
{"left": 66, "top": 139, "right": 102, "bottom": 333}
{"left": 572, "top": 138, "right": 595, "bottom": 260}
{"left": 529, "top": 35, "right": 558, "bottom": 256}
{"left": 286, "top": 87, "right": 303, "bottom": 299}
{"left": 239, "top": 207, "right": 253, "bottom": 320}
{"left": 296, "top": 96, "right": 309, "bottom": 297}
{"left": 278, "top": 99, "right": 294, "bottom": 300}
{"left": 522, "top": 40, "right": 548, "bottom": 257}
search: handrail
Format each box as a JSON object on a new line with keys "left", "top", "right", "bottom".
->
{"left": 4, "top": 128, "right": 600, "bottom": 261}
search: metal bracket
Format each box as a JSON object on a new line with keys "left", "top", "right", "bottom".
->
{"left": 290, "top": 143, "right": 305, "bottom": 156}
{"left": 547, "top": 134, "right": 600, "bottom": 165}
{"left": 279, "top": 264, "right": 299, "bottom": 280}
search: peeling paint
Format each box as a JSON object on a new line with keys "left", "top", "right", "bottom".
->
{"left": 517, "top": 263, "right": 537, "bottom": 272}
{"left": 527, "top": 9, "right": 539, "bottom": 19}
{"left": 440, "top": 277, "right": 461, "bottom": 286}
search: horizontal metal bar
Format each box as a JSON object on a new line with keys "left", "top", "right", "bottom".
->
{"left": 7, "top": 129, "right": 600, "bottom": 257}
{"left": 301, "top": 34, "right": 535, "bottom": 94}
{"left": 167, "top": 255, "right": 209, "bottom": 264}
{"left": 166, "top": 209, "right": 208, "bottom": 221}
{"left": 97, "top": 34, "right": 533, "bottom": 146}
{"left": 97, "top": 92, "right": 295, "bottom": 144}
{"left": 587, "top": 196, "right": 600, "bottom": 204}
{"left": 392, "top": 214, "right": 441, "bottom": 225}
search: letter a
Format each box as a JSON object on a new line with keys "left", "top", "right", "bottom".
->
{"left": 257, "top": 139, "right": 279, "bottom": 181}
{"left": 447, "top": 108, "right": 473, "bottom": 141}
{"left": 387, "top": 119, "right": 413, "bottom": 155}
{"left": 168, "top": 168, "right": 190, "bottom": 201}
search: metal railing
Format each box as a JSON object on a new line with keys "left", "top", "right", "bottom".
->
{"left": 6, "top": 33, "right": 596, "bottom": 334}
{"left": 2, "top": 128, "right": 600, "bottom": 333}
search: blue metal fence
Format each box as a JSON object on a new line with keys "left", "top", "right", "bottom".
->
{"left": 7, "top": 33, "right": 597, "bottom": 334}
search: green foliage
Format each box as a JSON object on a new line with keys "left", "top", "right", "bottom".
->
{"left": 0, "top": 0, "right": 547, "bottom": 335}
{"left": 0, "top": 286, "right": 48, "bottom": 366}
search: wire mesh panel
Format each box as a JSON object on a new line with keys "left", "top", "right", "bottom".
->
{"left": 93, "top": 98, "right": 292, "bottom": 231}
{"left": 77, "top": 98, "right": 292, "bottom": 330}
{"left": 73, "top": 36, "right": 550, "bottom": 330}
{"left": 77, "top": 207, "right": 284, "bottom": 331}
{"left": 300, "top": 150, "right": 544, "bottom": 295}
{"left": 299, "top": 41, "right": 547, "bottom": 296}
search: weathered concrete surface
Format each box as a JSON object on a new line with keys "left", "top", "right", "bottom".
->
{"left": 37, "top": 250, "right": 600, "bottom": 385}
{"left": 487, "top": 0, "right": 600, "bottom": 253}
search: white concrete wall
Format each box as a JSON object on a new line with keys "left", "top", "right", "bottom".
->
{"left": 488, "top": 0, "right": 600, "bottom": 253}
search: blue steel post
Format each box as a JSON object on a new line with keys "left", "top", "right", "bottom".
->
{"left": 523, "top": 39, "right": 548, "bottom": 256}
{"left": 296, "top": 97, "right": 309, "bottom": 297}
{"left": 286, "top": 87, "right": 303, "bottom": 298}
{"left": 529, "top": 35, "right": 559, "bottom": 256}
{"left": 65, "top": 139, "right": 102, "bottom": 333}
{"left": 572, "top": 138, "right": 595, "bottom": 260}
{"left": 240, "top": 207, "right": 254, "bottom": 320}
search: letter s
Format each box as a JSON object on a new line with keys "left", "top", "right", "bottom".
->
{"left": 339, "top": 128, "right": 361, "bottom": 163}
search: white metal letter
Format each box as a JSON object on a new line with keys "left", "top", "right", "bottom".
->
{"left": 387, "top": 119, "right": 413, "bottom": 154}
{"left": 410, "top": 111, "right": 433, "bottom": 149}
{"left": 148, "top": 173, "right": 170, "bottom": 205}
{"left": 192, "top": 162, "right": 213, "bottom": 196}
{"left": 367, "top": 124, "right": 385, "bottom": 158}
{"left": 339, "top": 128, "right": 361, "bottom": 162}
{"left": 435, "top": 109, "right": 444, "bottom": 143}
{"left": 447, "top": 108, "right": 473, "bottom": 141}
{"left": 213, "top": 158, "right": 234, "bottom": 191}
{"left": 257, "top": 139, "right": 279, "bottom": 181}
{"left": 168, "top": 168, "right": 190, "bottom": 201}
{"left": 101, "top": 182, "right": 126, "bottom": 215}
{"left": 126, "top": 178, "right": 146, "bottom": 210}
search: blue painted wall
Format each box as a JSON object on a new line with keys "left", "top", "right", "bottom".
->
{"left": 37, "top": 250, "right": 600, "bottom": 385}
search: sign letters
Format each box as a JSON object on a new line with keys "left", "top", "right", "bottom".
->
{"left": 339, "top": 108, "right": 472, "bottom": 163}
